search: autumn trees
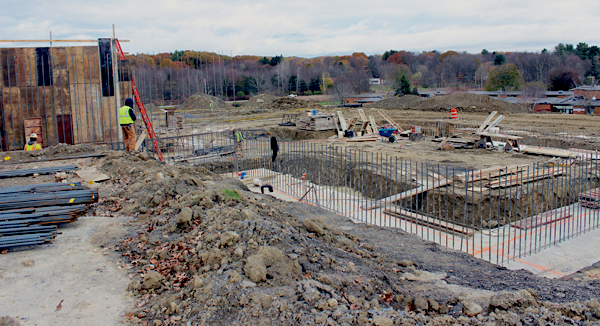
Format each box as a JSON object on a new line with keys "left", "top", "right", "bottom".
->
{"left": 125, "top": 42, "right": 600, "bottom": 104}
{"left": 485, "top": 64, "right": 523, "bottom": 91}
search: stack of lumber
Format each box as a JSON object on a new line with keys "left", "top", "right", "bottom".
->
{"left": 345, "top": 135, "right": 379, "bottom": 142}
{"left": 484, "top": 167, "right": 564, "bottom": 189}
{"left": 297, "top": 114, "right": 337, "bottom": 131}
{"left": 569, "top": 148, "right": 600, "bottom": 160}
{"left": 521, "top": 147, "right": 579, "bottom": 158}
{"left": 579, "top": 188, "right": 600, "bottom": 209}
{"left": 455, "top": 164, "right": 531, "bottom": 183}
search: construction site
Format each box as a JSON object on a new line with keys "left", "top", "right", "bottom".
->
{"left": 1, "top": 38, "right": 600, "bottom": 326}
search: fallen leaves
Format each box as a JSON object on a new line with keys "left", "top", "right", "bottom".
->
{"left": 56, "top": 299, "right": 64, "bottom": 311}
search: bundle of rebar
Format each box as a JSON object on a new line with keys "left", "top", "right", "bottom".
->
{"left": 0, "top": 230, "right": 58, "bottom": 249}
{"left": 0, "top": 205, "right": 88, "bottom": 228}
{"left": 0, "top": 180, "right": 99, "bottom": 251}
{"left": 0, "top": 189, "right": 98, "bottom": 211}
{"left": 0, "top": 182, "right": 84, "bottom": 196}
{"left": 0, "top": 165, "right": 79, "bottom": 178}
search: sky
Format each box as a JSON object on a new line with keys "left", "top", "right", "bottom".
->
{"left": 2, "top": 0, "right": 600, "bottom": 57}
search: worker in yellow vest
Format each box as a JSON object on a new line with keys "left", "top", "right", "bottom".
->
{"left": 24, "top": 133, "right": 42, "bottom": 151}
{"left": 231, "top": 128, "right": 243, "bottom": 152}
{"left": 119, "top": 98, "right": 137, "bottom": 152}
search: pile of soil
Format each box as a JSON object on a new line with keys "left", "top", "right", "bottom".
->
{"left": 366, "top": 95, "right": 424, "bottom": 109}
{"left": 145, "top": 103, "right": 159, "bottom": 113}
{"left": 366, "top": 93, "right": 528, "bottom": 114}
{"left": 269, "top": 98, "right": 323, "bottom": 111}
{"left": 268, "top": 126, "right": 336, "bottom": 141}
{"left": 79, "top": 151, "right": 600, "bottom": 325}
{"left": 0, "top": 143, "right": 108, "bottom": 162}
{"left": 178, "top": 95, "right": 229, "bottom": 112}
{"left": 244, "top": 94, "right": 278, "bottom": 108}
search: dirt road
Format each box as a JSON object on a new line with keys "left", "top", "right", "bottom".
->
{"left": 0, "top": 215, "right": 134, "bottom": 326}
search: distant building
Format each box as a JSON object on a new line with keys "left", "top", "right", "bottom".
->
{"left": 368, "top": 78, "right": 384, "bottom": 85}
{"left": 415, "top": 87, "right": 600, "bottom": 114}
{"left": 344, "top": 93, "right": 384, "bottom": 106}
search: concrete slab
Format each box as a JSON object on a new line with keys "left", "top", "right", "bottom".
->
{"left": 504, "top": 226, "right": 600, "bottom": 278}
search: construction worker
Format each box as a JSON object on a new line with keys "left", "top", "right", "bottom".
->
{"left": 209, "top": 100, "right": 213, "bottom": 113}
{"left": 231, "top": 128, "right": 244, "bottom": 152}
{"left": 120, "top": 98, "right": 137, "bottom": 152}
{"left": 24, "top": 133, "right": 42, "bottom": 151}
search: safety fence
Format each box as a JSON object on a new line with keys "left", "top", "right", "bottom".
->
{"left": 138, "top": 134, "right": 600, "bottom": 266}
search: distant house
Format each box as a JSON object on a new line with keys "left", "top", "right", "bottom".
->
{"left": 368, "top": 78, "right": 384, "bottom": 85}
{"left": 344, "top": 93, "right": 384, "bottom": 106}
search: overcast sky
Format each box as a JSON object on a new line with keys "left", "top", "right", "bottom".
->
{"left": 2, "top": 0, "right": 600, "bottom": 57}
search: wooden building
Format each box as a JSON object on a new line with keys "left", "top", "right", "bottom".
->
{"left": 0, "top": 39, "right": 132, "bottom": 150}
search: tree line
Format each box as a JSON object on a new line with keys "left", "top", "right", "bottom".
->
{"left": 126, "top": 42, "right": 600, "bottom": 104}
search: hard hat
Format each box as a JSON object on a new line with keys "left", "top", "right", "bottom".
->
{"left": 30, "top": 133, "right": 38, "bottom": 139}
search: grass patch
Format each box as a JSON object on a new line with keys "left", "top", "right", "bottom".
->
{"left": 221, "top": 189, "right": 241, "bottom": 201}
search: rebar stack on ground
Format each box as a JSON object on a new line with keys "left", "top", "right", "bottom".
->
{"left": 0, "top": 166, "right": 79, "bottom": 178}
{"left": 0, "top": 182, "right": 99, "bottom": 250}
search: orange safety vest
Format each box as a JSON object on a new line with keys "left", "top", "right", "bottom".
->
{"left": 25, "top": 143, "right": 42, "bottom": 151}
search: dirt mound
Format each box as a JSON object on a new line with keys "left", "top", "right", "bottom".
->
{"left": 87, "top": 150, "right": 600, "bottom": 325}
{"left": 269, "top": 97, "right": 323, "bottom": 111}
{"left": 269, "top": 126, "right": 336, "bottom": 141}
{"left": 0, "top": 143, "right": 107, "bottom": 163}
{"left": 178, "top": 94, "right": 229, "bottom": 112}
{"left": 367, "top": 93, "right": 527, "bottom": 113}
{"left": 145, "top": 102, "right": 159, "bottom": 113}
{"left": 244, "top": 94, "right": 277, "bottom": 108}
{"left": 365, "top": 95, "right": 424, "bottom": 109}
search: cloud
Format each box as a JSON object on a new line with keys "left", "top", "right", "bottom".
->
{"left": 1, "top": 0, "right": 599, "bottom": 57}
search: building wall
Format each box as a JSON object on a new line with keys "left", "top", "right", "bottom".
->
{"left": 0, "top": 44, "right": 132, "bottom": 150}
{"left": 574, "top": 89, "right": 600, "bottom": 99}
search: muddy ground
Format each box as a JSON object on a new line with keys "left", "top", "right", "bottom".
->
{"left": 2, "top": 91, "right": 600, "bottom": 325}
{"left": 2, "top": 147, "right": 599, "bottom": 325}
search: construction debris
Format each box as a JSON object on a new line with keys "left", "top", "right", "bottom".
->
{"left": 297, "top": 113, "right": 337, "bottom": 131}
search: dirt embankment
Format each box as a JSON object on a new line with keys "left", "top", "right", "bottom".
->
{"left": 268, "top": 126, "right": 336, "bottom": 141}
{"left": 44, "top": 150, "right": 597, "bottom": 325}
{"left": 269, "top": 98, "right": 324, "bottom": 111}
{"left": 178, "top": 95, "right": 229, "bottom": 112}
{"left": 243, "top": 94, "right": 278, "bottom": 108}
{"left": 366, "top": 93, "right": 528, "bottom": 114}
